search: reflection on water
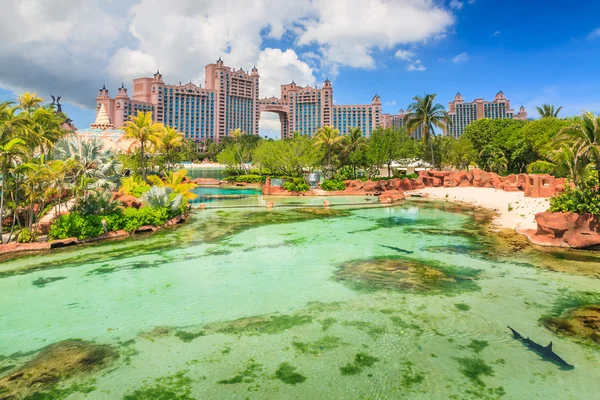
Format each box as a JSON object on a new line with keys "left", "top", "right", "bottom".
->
{"left": 0, "top": 201, "right": 599, "bottom": 399}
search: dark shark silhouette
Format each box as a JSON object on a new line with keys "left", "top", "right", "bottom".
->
{"left": 378, "top": 245, "right": 414, "bottom": 254}
{"left": 508, "top": 326, "right": 574, "bottom": 370}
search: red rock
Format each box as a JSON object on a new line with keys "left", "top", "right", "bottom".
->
{"left": 565, "top": 229, "right": 600, "bottom": 249}
{"left": 49, "top": 237, "right": 79, "bottom": 248}
{"left": 135, "top": 225, "right": 158, "bottom": 233}
{"left": 411, "top": 179, "right": 425, "bottom": 190}
{"left": 116, "top": 195, "right": 142, "bottom": 209}
{"left": 536, "top": 212, "right": 578, "bottom": 238}
{"left": 378, "top": 190, "right": 405, "bottom": 203}
{"left": 399, "top": 178, "right": 413, "bottom": 191}
{"left": 0, "top": 242, "right": 50, "bottom": 255}
{"left": 192, "top": 178, "right": 221, "bottom": 185}
{"left": 361, "top": 180, "right": 378, "bottom": 193}
{"left": 444, "top": 171, "right": 473, "bottom": 188}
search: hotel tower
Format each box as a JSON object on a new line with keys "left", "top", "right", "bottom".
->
{"left": 444, "top": 91, "right": 528, "bottom": 138}
{"left": 95, "top": 58, "right": 259, "bottom": 143}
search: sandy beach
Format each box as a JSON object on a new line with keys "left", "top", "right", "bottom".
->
{"left": 410, "top": 187, "right": 550, "bottom": 231}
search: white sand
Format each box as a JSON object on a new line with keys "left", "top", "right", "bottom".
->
{"left": 409, "top": 187, "right": 550, "bottom": 230}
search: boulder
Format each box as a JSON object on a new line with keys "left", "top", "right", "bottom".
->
{"left": 135, "top": 225, "right": 158, "bottom": 233}
{"left": 399, "top": 178, "right": 413, "bottom": 191}
{"left": 116, "top": 195, "right": 142, "bottom": 209}
{"left": 49, "top": 237, "right": 79, "bottom": 248}
{"left": 533, "top": 212, "right": 600, "bottom": 249}
{"left": 535, "top": 212, "right": 578, "bottom": 238}
{"left": 444, "top": 171, "right": 472, "bottom": 188}
{"left": 361, "top": 180, "right": 378, "bottom": 193}
{"left": 378, "top": 190, "right": 405, "bottom": 203}
{"left": 192, "top": 178, "right": 221, "bottom": 185}
{"left": 411, "top": 178, "right": 425, "bottom": 190}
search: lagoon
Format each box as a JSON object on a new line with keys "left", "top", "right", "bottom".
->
{"left": 0, "top": 201, "right": 599, "bottom": 399}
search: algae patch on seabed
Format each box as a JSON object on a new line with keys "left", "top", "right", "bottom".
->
{"left": 123, "top": 370, "right": 194, "bottom": 400}
{"left": 333, "top": 255, "right": 480, "bottom": 294}
{"left": 31, "top": 276, "right": 66, "bottom": 287}
{"left": 292, "top": 336, "right": 347, "bottom": 355}
{"left": 274, "top": 362, "right": 307, "bottom": 384}
{"left": 541, "top": 291, "right": 600, "bottom": 345}
{"left": 339, "top": 352, "right": 379, "bottom": 376}
{"left": 217, "top": 359, "right": 263, "bottom": 384}
{"left": 204, "top": 314, "right": 313, "bottom": 336}
{"left": 454, "top": 356, "right": 494, "bottom": 387}
{"left": 175, "top": 329, "right": 206, "bottom": 343}
{"left": 195, "top": 208, "right": 351, "bottom": 244}
{"left": 0, "top": 340, "right": 116, "bottom": 399}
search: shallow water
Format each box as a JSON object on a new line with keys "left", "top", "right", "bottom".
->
{"left": 0, "top": 201, "right": 599, "bottom": 399}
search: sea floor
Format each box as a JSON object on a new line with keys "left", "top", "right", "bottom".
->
{"left": 0, "top": 202, "right": 598, "bottom": 399}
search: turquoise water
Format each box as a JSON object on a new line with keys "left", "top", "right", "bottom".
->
{"left": 0, "top": 201, "right": 599, "bottom": 399}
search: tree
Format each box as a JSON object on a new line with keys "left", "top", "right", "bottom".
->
{"left": 404, "top": 94, "right": 451, "bottom": 168}
{"left": 368, "top": 127, "right": 402, "bottom": 176}
{"left": 17, "top": 92, "right": 43, "bottom": 112}
{"left": 147, "top": 169, "right": 197, "bottom": 200}
{"left": 447, "top": 136, "right": 477, "bottom": 170}
{"left": 123, "top": 111, "right": 162, "bottom": 180}
{"left": 313, "top": 125, "right": 342, "bottom": 175}
{"left": 341, "top": 127, "right": 366, "bottom": 177}
{"left": 150, "top": 126, "right": 184, "bottom": 170}
{"left": 479, "top": 145, "right": 508, "bottom": 173}
{"left": 559, "top": 112, "right": 600, "bottom": 180}
{"left": 536, "top": 104, "right": 563, "bottom": 118}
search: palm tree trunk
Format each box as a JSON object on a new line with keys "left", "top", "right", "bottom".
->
{"left": 141, "top": 142, "right": 146, "bottom": 180}
{"left": 429, "top": 132, "right": 435, "bottom": 169}
{"left": 0, "top": 164, "right": 6, "bottom": 245}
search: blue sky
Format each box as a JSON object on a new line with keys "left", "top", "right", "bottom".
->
{"left": 1, "top": 0, "right": 599, "bottom": 138}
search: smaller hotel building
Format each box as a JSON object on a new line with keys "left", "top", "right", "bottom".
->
{"left": 444, "top": 91, "right": 528, "bottom": 137}
{"left": 381, "top": 109, "right": 423, "bottom": 139}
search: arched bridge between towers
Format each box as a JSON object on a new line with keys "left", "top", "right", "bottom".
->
{"left": 258, "top": 97, "right": 289, "bottom": 139}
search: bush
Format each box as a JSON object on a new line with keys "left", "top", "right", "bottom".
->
{"left": 229, "top": 174, "right": 265, "bottom": 184}
{"left": 527, "top": 160, "right": 555, "bottom": 175}
{"left": 549, "top": 177, "right": 600, "bottom": 214}
{"left": 17, "top": 228, "right": 35, "bottom": 243}
{"left": 48, "top": 213, "right": 104, "bottom": 240}
{"left": 49, "top": 206, "right": 183, "bottom": 240}
{"left": 321, "top": 179, "right": 346, "bottom": 191}
{"left": 120, "top": 175, "right": 150, "bottom": 197}
{"left": 334, "top": 166, "right": 354, "bottom": 181}
{"left": 283, "top": 178, "right": 310, "bottom": 192}
{"left": 395, "top": 173, "right": 418, "bottom": 180}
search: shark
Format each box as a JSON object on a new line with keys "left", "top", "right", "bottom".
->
{"left": 507, "top": 326, "right": 574, "bottom": 370}
{"left": 378, "top": 245, "right": 414, "bottom": 254}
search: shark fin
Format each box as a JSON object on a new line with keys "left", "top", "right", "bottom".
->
{"left": 545, "top": 342, "right": 553, "bottom": 351}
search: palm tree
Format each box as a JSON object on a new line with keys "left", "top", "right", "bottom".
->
{"left": 404, "top": 94, "right": 451, "bottom": 168}
{"left": 341, "top": 127, "right": 366, "bottom": 177}
{"left": 123, "top": 111, "right": 163, "bottom": 180}
{"left": 147, "top": 169, "right": 197, "bottom": 200}
{"left": 17, "top": 92, "right": 43, "bottom": 112}
{"left": 53, "top": 136, "right": 122, "bottom": 205}
{"left": 550, "top": 140, "right": 587, "bottom": 183}
{"left": 0, "top": 138, "right": 27, "bottom": 243}
{"left": 313, "top": 125, "right": 342, "bottom": 173}
{"left": 229, "top": 128, "right": 247, "bottom": 168}
{"left": 26, "top": 107, "right": 66, "bottom": 160}
{"left": 559, "top": 112, "right": 600, "bottom": 180}
{"left": 150, "top": 126, "right": 184, "bottom": 170}
{"left": 141, "top": 186, "right": 184, "bottom": 211}
{"left": 536, "top": 104, "right": 563, "bottom": 119}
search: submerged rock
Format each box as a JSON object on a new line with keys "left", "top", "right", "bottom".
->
{"left": 544, "top": 305, "right": 600, "bottom": 345}
{"left": 333, "top": 256, "right": 480, "bottom": 294}
{"left": 0, "top": 340, "right": 116, "bottom": 399}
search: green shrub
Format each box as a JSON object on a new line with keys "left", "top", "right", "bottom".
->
{"left": 49, "top": 207, "right": 182, "bottom": 240}
{"left": 527, "top": 160, "right": 556, "bottom": 175}
{"left": 549, "top": 178, "right": 600, "bottom": 214}
{"left": 17, "top": 228, "right": 35, "bottom": 243}
{"left": 321, "top": 179, "right": 346, "bottom": 191}
{"left": 334, "top": 166, "right": 354, "bottom": 181}
{"left": 120, "top": 175, "right": 150, "bottom": 197}
{"left": 283, "top": 178, "right": 310, "bottom": 192}
{"left": 231, "top": 174, "right": 265, "bottom": 184}
{"left": 48, "top": 213, "right": 104, "bottom": 240}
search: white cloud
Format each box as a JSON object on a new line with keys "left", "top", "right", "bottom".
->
{"left": 259, "top": 113, "right": 283, "bottom": 139}
{"left": 449, "top": 0, "right": 464, "bottom": 10}
{"left": 296, "top": 0, "right": 454, "bottom": 72}
{"left": 384, "top": 100, "right": 397, "bottom": 106}
{"left": 395, "top": 49, "right": 415, "bottom": 61}
{"left": 407, "top": 60, "right": 426, "bottom": 72}
{"left": 452, "top": 52, "right": 470, "bottom": 64}
{"left": 0, "top": 0, "right": 456, "bottom": 115}
{"left": 256, "top": 48, "right": 316, "bottom": 98}
{"left": 492, "top": 31, "right": 501, "bottom": 37}
{"left": 588, "top": 28, "right": 600, "bottom": 40}
{"left": 106, "top": 48, "right": 158, "bottom": 81}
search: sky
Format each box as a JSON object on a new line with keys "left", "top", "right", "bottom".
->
{"left": 1, "top": 0, "right": 600, "bottom": 139}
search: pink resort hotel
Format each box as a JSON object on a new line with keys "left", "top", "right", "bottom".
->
{"left": 92, "top": 58, "right": 527, "bottom": 142}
